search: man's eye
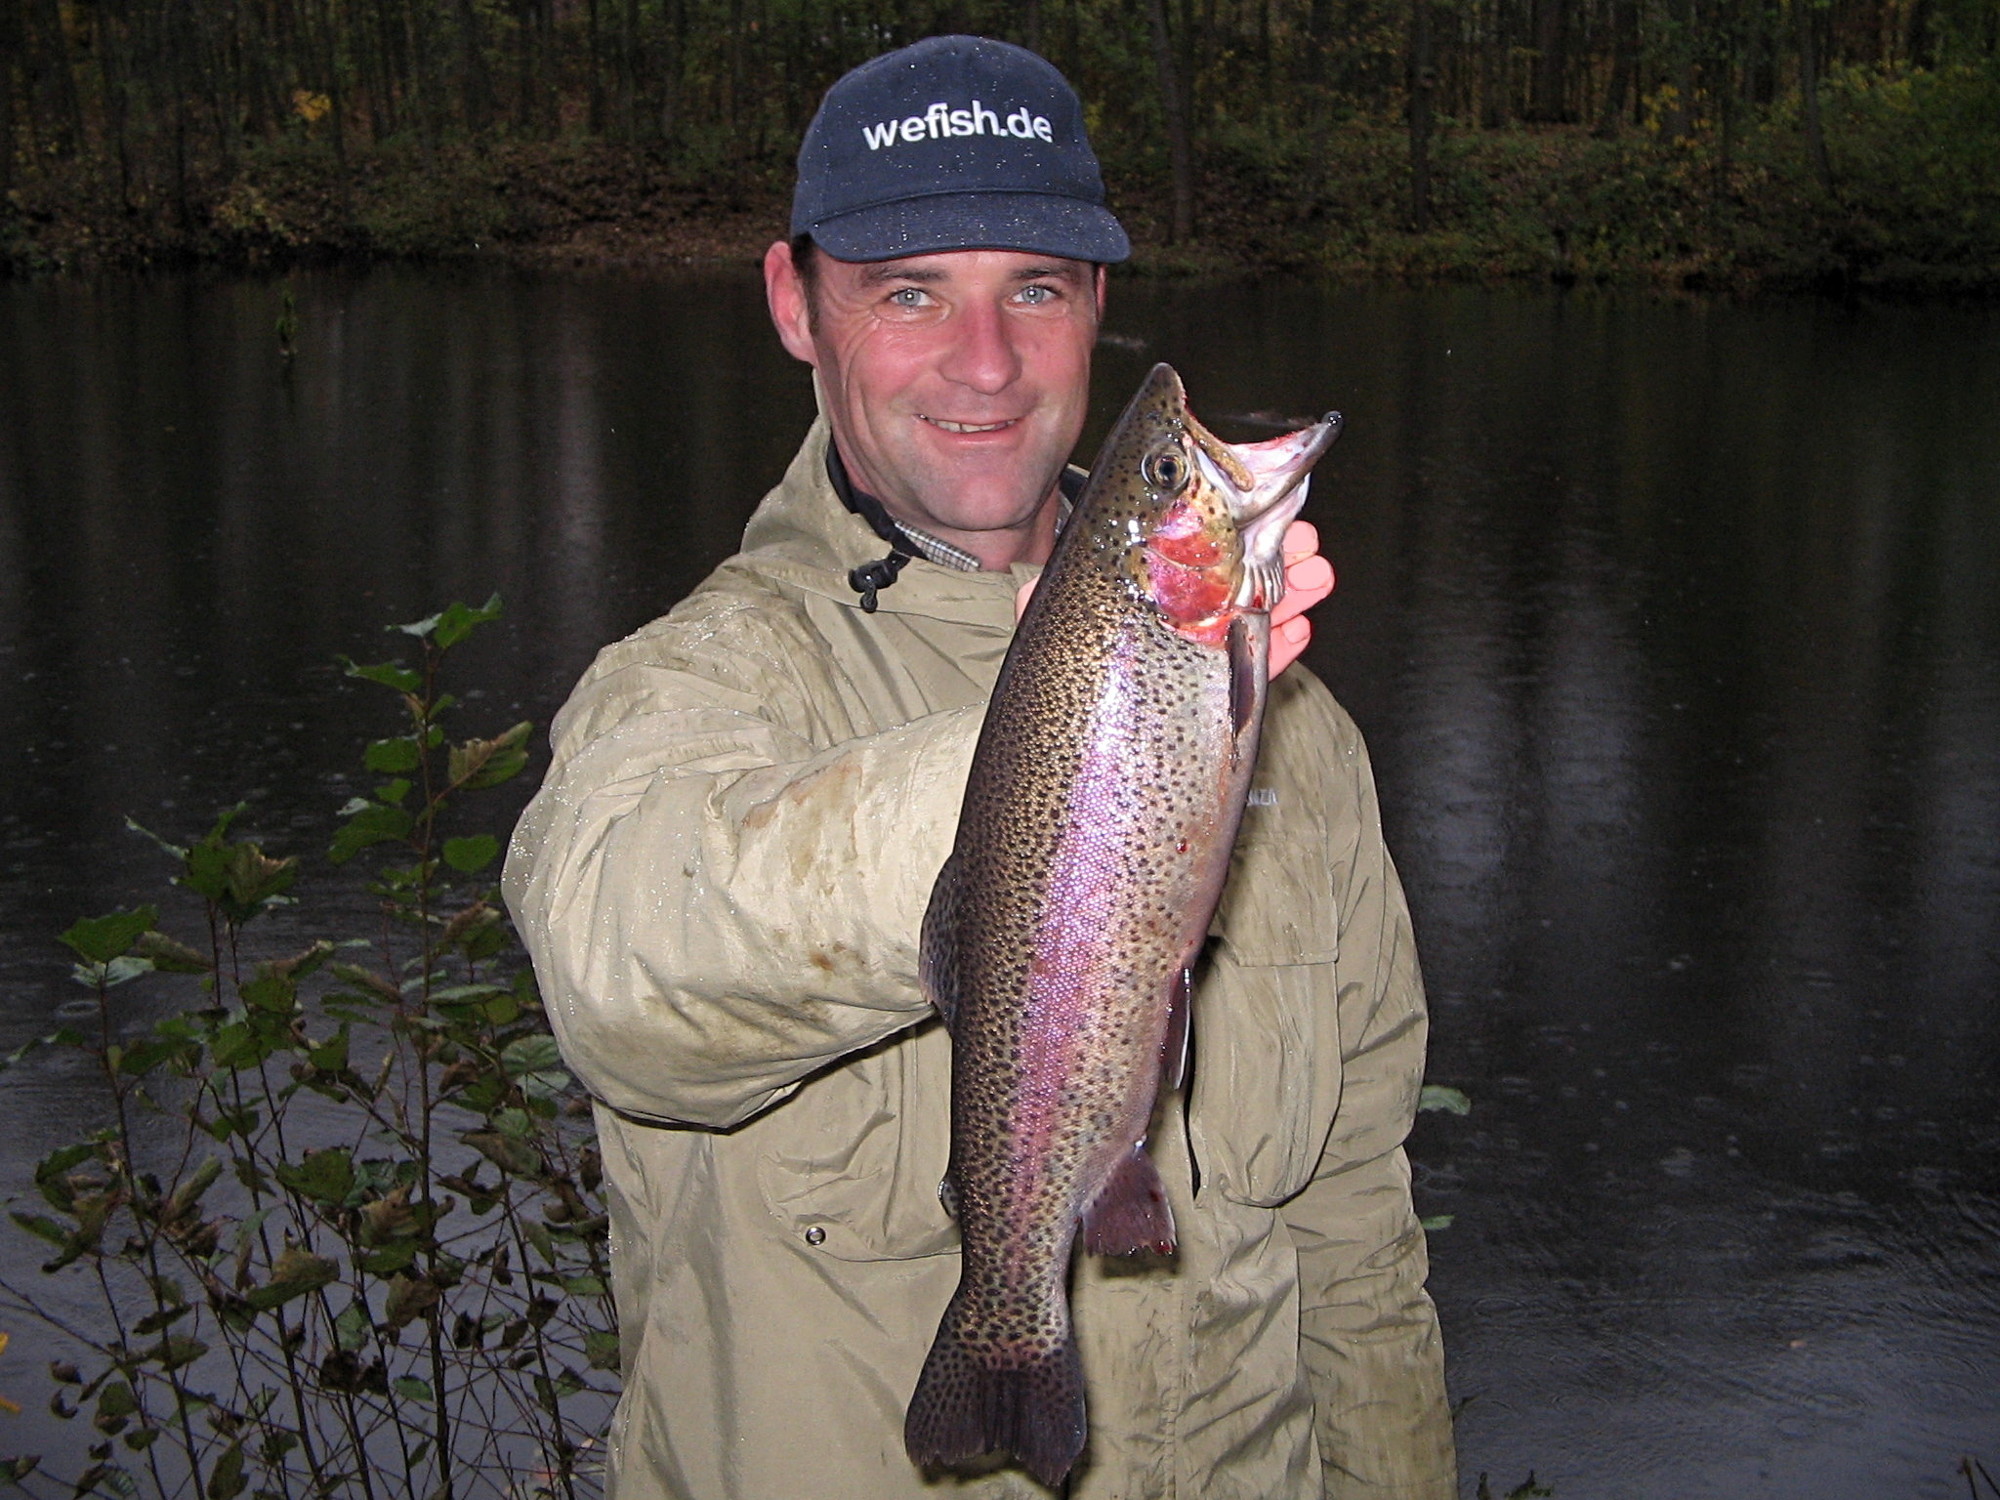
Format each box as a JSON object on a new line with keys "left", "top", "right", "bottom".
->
{"left": 1017, "top": 284, "right": 1055, "bottom": 305}
{"left": 888, "top": 287, "right": 930, "bottom": 307}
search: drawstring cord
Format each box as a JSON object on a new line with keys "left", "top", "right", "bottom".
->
{"left": 848, "top": 549, "right": 912, "bottom": 613}
{"left": 829, "top": 444, "right": 922, "bottom": 612}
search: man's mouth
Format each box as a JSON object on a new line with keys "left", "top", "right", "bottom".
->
{"left": 920, "top": 416, "right": 1016, "bottom": 435}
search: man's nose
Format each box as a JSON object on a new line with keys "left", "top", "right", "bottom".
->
{"left": 938, "top": 298, "right": 1022, "bottom": 393}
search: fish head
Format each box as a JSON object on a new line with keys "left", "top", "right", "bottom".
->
{"left": 1097, "top": 364, "right": 1341, "bottom": 641}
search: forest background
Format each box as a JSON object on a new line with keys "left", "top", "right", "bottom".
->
{"left": 0, "top": 0, "right": 1997, "bottom": 289}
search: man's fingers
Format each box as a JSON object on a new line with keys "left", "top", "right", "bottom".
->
{"left": 1282, "top": 520, "right": 1319, "bottom": 563}
{"left": 1270, "top": 615, "right": 1313, "bottom": 678}
{"left": 1270, "top": 554, "right": 1334, "bottom": 628}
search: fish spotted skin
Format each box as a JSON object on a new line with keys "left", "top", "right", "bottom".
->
{"left": 905, "top": 363, "right": 1341, "bottom": 1488}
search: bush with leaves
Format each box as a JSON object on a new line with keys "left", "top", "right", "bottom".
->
{"left": 0, "top": 599, "right": 614, "bottom": 1499}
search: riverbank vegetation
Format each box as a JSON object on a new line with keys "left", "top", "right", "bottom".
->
{"left": 2, "top": 0, "right": 1996, "bottom": 288}
{"left": 0, "top": 602, "right": 614, "bottom": 1499}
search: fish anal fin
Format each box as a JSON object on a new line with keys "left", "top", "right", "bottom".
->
{"left": 905, "top": 1305, "right": 1087, "bottom": 1489}
{"left": 1163, "top": 965, "right": 1192, "bottom": 1093}
{"left": 1081, "top": 1145, "right": 1177, "bottom": 1258}
{"left": 919, "top": 853, "right": 961, "bottom": 1032}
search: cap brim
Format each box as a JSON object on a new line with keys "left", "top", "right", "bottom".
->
{"left": 806, "top": 191, "right": 1131, "bottom": 264}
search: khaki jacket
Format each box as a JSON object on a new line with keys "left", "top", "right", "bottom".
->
{"left": 503, "top": 421, "right": 1455, "bottom": 1500}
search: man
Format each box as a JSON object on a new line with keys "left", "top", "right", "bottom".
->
{"left": 503, "top": 35, "right": 1454, "bottom": 1500}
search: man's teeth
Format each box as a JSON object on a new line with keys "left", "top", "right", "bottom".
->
{"left": 925, "top": 417, "right": 1013, "bottom": 434}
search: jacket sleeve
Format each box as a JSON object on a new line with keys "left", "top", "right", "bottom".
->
{"left": 502, "top": 578, "right": 980, "bottom": 1131}
{"left": 1282, "top": 717, "right": 1457, "bottom": 1500}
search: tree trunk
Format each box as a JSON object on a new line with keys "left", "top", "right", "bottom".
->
{"left": 1797, "top": 0, "right": 1832, "bottom": 191}
{"left": 1410, "top": 0, "right": 1434, "bottom": 230}
{"left": 0, "top": 0, "right": 18, "bottom": 198}
{"left": 1596, "top": 0, "right": 1636, "bottom": 134}
{"left": 1148, "top": 0, "right": 1194, "bottom": 244}
{"left": 1529, "top": 0, "right": 1569, "bottom": 121}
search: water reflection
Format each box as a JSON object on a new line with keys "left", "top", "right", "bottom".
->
{"left": 1, "top": 269, "right": 1995, "bottom": 1495}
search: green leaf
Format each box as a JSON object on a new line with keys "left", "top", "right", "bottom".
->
{"left": 206, "top": 1440, "right": 246, "bottom": 1500}
{"left": 382, "top": 1274, "right": 440, "bottom": 1330}
{"left": 153, "top": 1335, "right": 207, "bottom": 1372}
{"left": 462, "top": 1131, "right": 541, "bottom": 1179}
{"left": 365, "top": 737, "right": 422, "bottom": 773}
{"left": 523, "top": 1219, "right": 556, "bottom": 1267}
{"left": 1419, "top": 1085, "right": 1471, "bottom": 1116}
{"left": 308, "top": 1025, "right": 350, "bottom": 1074}
{"left": 133, "top": 930, "right": 212, "bottom": 974}
{"left": 273, "top": 1148, "right": 355, "bottom": 1206}
{"left": 1420, "top": 1214, "right": 1455, "bottom": 1232}
{"left": 500, "top": 1036, "right": 563, "bottom": 1079}
{"left": 333, "top": 1301, "right": 371, "bottom": 1352}
{"left": 329, "top": 802, "right": 414, "bottom": 865}
{"left": 245, "top": 1247, "right": 339, "bottom": 1310}
{"left": 12, "top": 1211, "right": 71, "bottom": 1248}
{"left": 430, "top": 594, "right": 503, "bottom": 650}
{"left": 357, "top": 1242, "right": 419, "bottom": 1276}
{"left": 133, "top": 1304, "right": 191, "bottom": 1337}
{"left": 60, "top": 909, "right": 158, "bottom": 965}
{"left": 449, "top": 721, "right": 534, "bottom": 791}
{"left": 342, "top": 657, "right": 421, "bottom": 694}
{"left": 441, "top": 834, "right": 498, "bottom": 874}
{"left": 585, "top": 1329, "right": 621, "bottom": 1371}
{"left": 96, "top": 1381, "right": 137, "bottom": 1419}
{"left": 391, "top": 1376, "right": 434, "bottom": 1403}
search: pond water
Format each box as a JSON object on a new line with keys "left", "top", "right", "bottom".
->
{"left": 2, "top": 267, "right": 1996, "bottom": 1496}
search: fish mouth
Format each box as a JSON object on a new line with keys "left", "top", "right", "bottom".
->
{"left": 1189, "top": 411, "right": 1343, "bottom": 610}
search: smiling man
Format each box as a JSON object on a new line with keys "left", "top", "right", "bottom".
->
{"left": 505, "top": 35, "right": 1453, "bottom": 1500}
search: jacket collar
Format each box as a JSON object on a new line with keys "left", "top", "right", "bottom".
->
{"left": 738, "top": 418, "right": 1054, "bottom": 630}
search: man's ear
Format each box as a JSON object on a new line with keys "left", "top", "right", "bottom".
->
{"left": 764, "top": 240, "right": 819, "bottom": 367}
{"left": 1094, "top": 263, "right": 1108, "bottom": 321}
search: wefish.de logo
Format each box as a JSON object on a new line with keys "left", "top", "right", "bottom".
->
{"left": 862, "top": 100, "right": 1057, "bottom": 151}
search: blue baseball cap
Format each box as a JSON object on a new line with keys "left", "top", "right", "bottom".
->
{"left": 791, "top": 36, "right": 1130, "bottom": 265}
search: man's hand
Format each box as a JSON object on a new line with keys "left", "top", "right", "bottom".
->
{"left": 1013, "top": 520, "right": 1334, "bottom": 678}
{"left": 1269, "top": 521, "right": 1333, "bottom": 677}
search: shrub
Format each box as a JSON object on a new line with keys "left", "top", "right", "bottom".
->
{"left": 0, "top": 599, "right": 613, "bottom": 1499}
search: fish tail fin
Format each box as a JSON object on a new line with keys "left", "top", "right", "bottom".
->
{"left": 1081, "top": 1145, "right": 1177, "bottom": 1257}
{"left": 904, "top": 1310, "right": 1086, "bottom": 1489}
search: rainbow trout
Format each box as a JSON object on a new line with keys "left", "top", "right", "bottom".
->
{"left": 904, "top": 363, "right": 1341, "bottom": 1487}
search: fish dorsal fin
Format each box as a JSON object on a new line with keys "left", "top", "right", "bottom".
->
{"left": 1227, "top": 615, "right": 1258, "bottom": 737}
{"left": 919, "top": 853, "right": 962, "bottom": 1032}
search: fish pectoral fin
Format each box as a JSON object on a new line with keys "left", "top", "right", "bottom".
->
{"left": 919, "top": 853, "right": 963, "bottom": 1032}
{"left": 1081, "top": 1146, "right": 1177, "bottom": 1258}
{"left": 1227, "top": 614, "right": 1259, "bottom": 738}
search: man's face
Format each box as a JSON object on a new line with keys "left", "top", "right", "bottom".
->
{"left": 766, "top": 244, "right": 1105, "bottom": 567}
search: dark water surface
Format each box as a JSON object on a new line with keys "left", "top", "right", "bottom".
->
{"left": 2, "top": 268, "right": 1996, "bottom": 1495}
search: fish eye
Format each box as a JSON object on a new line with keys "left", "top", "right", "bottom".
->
{"left": 1144, "top": 445, "right": 1189, "bottom": 494}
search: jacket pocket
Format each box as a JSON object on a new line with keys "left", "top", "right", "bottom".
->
{"left": 754, "top": 1019, "right": 961, "bottom": 1261}
{"left": 1191, "top": 809, "right": 1343, "bottom": 1209}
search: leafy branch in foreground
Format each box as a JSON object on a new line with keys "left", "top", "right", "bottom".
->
{"left": 0, "top": 597, "right": 614, "bottom": 1499}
